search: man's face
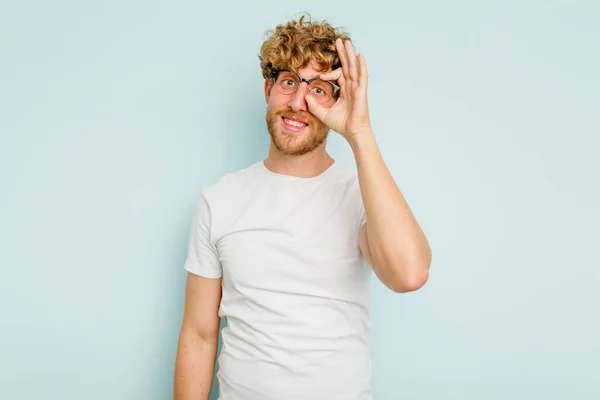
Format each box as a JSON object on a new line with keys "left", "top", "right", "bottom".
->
{"left": 264, "top": 63, "right": 336, "bottom": 156}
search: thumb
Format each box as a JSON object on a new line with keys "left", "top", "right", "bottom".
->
{"left": 305, "top": 95, "right": 328, "bottom": 122}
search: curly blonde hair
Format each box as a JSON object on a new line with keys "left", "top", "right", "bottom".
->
{"left": 259, "top": 14, "right": 351, "bottom": 85}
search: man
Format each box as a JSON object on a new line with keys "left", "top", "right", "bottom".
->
{"left": 174, "top": 15, "right": 431, "bottom": 400}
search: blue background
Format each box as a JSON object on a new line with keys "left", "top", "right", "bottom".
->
{"left": 1, "top": 1, "right": 599, "bottom": 399}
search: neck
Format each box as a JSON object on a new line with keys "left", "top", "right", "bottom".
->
{"left": 263, "top": 141, "right": 335, "bottom": 178}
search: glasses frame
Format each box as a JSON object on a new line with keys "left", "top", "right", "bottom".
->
{"left": 269, "top": 69, "right": 341, "bottom": 101}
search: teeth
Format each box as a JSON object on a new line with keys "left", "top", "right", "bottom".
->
{"left": 284, "top": 118, "right": 306, "bottom": 127}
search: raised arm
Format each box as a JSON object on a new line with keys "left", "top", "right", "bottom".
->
{"left": 307, "top": 39, "right": 431, "bottom": 292}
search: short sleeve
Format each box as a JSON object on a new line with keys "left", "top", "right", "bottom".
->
{"left": 183, "top": 193, "right": 223, "bottom": 279}
{"left": 360, "top": 203, "right": 367, "bottom": 227}
{"left": 358, "top": 186, "right": 367, "bottom": 228}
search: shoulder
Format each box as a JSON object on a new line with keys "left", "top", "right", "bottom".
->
{"left": 201, "top": 161, "right": 263, "bottom": 204}
{"left": 329, "top": 161, "right": 365, "bottom": 225}
{"left": 330, "top": 161, "right": 360, "bottom": 187}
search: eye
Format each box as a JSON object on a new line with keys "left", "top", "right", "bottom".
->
{"left": 282, "top": 79, "right": 296, "bottom": 87}
{"left": 312, "top": 87, "right": 325, "bottom": 96}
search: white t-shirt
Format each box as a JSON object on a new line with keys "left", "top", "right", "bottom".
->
{"left": 184, "top": 159, "right": 372, "bottom": 400}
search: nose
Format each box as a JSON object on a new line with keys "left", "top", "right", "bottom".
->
{"left": 287, "top": 82, "right": 309, "bottom": 112}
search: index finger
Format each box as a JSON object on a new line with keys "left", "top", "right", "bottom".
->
{"left": 319, "top": 68, "right": 342, "bottom": 81}
{"left": 335, "top": 38, "right": 350, "bottom": 81}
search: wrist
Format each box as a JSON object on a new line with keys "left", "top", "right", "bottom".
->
{"left": 348, "top": 129, "right": 377, "bottom": 155}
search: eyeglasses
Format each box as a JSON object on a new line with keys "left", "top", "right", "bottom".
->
{"left": 270, "top": 69, "right": 340, "bottom": 103}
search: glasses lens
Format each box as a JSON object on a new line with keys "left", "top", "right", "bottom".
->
{"left": 309, "top": 80, "right": 334, "bottom": 102}
{"left": 276, "top": 72, "right": 299, "bottom": 94}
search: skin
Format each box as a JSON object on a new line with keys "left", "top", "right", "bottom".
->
{"left": 173, "top": 273, "right": 221, "bottom": 400}
{"left": 174, "top": 38, "right": 432, "bottom": 399}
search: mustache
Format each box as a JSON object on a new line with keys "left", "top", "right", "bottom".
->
{"left": 274, "top": 110, "right": 316, "bottom": 125}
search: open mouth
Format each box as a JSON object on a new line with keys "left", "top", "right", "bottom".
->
{"left": 282, "top": 116, "right": 308, "bottom": 133}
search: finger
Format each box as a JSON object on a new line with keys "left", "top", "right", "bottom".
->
{"left": 337, "top": 71, "right": 346, "bottom": 87}
{"left": 305, "top": 94, "right": 329, "bottom": 122}
{"left": 319, "top": 67, "right": 342, "bottom": 81}
{"left": 358, "top": 53, "right": 368, "bottom": 88}
{"left": 336, "top": 38, "right": 350, "bottom": 82}
{"left": 344, "top": 40, "right": 358, "bottom": 82}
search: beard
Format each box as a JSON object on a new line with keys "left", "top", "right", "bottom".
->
{"left": 266, "top": 107, "right": 329, "bottom": 156}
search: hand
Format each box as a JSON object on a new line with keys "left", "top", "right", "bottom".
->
{"left": 305, "top": 38, "right": 372, "bottom": 140}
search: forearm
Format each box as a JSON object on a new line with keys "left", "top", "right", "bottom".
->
{"left": 174, "top": 326, "right": 219, "bottom": 400}
{"left": 350, "top": 130, "right": 431, "bottom": 290}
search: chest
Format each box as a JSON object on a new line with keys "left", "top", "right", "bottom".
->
{"left": 212, "top": 182, "right": 366, "bottom": 294}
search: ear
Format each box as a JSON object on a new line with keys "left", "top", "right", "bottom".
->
{"left": 264, "top": 79, "right": 271, "bottom": 104}
{"left": 265, "top": 79, "right": 273, "bottom": 104}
